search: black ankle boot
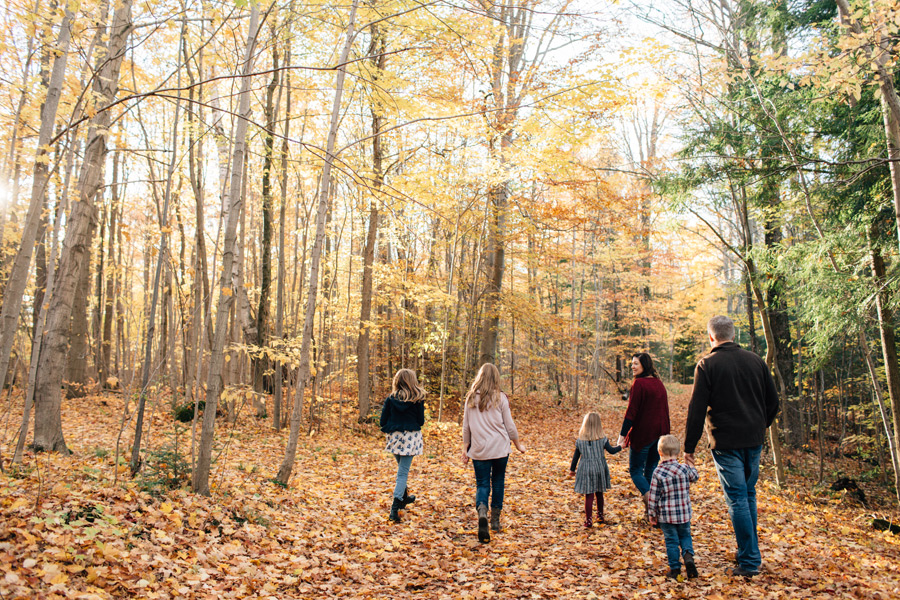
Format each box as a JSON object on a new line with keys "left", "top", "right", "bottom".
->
{"left": 683, "top": 551, "right": 698, "bottom": 579}
{"left": 400, "top": 488, "right": 416, "bottom": 508}
{"left": 389, "top": 498, "right": 402, "bottom": 522}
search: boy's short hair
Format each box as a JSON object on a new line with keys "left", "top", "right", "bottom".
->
{"left": 658, "top": 434, "right": 681, "bottom": 457}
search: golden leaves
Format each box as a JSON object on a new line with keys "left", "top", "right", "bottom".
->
{"left": 1, "top": 390, "right": 899, "bottom": 599}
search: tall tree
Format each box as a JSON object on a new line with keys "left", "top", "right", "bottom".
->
{"left": 193, "top": 3, "right": 263, "bottom": 495}
{"left": 29, "top": 0, "right": 133, "bottom": 453}
{"left": 253, "top": 40, "right": 280, "bottom": 394}
{"left": 356, "top": 20, "right": 387, "bottom": 422}
{"left": 0, "top": 7, "right": 74, "bottom": 389}
{"left": 276, "top": 0, "right": 359, "bottom": 485}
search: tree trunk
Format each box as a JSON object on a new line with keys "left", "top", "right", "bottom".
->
{"left": 99, "top": 153, "right": 119, "bottom": 388}
{"left": 254, "top": 45, "right": 280, "bottom": 395}
{"left": 815, "top": 369, "right": 825, "bottom": 483}
{"left": 274, "top": 42, "right": 291, "bottom": 431}
{"left": 92, "top": 206, "right": 106, "bottom": 379}
{"left": 868, "top": 222, "right": 900, "bottom": 489}
{"left": 12, "top": 134, "right": 73, "bottom": 463}
{"left": 478, "top": 2, "right": 531, "bottom": 367}
{"left": 764, "top": 220, "right": 795, "bottom": 396}
{"left": 0, "top": 8, "right": 74, "bottom": 389}
{"left": 65, "top": 214, "right": 96, "bottom": 398}
{"left": 193, "top": 4, "right": 261, "bottom": 495}
{"left": 357, "top": 22, "right": 387, "bottom": 422}
{"left": 130, "top": 17, "right": 186, "bottom": 476}
{"left": 859, "top": 327, "right": 900, "bottom": 502}
{"left": 30, "top": 0, "right": 132, "bottom": 453}
{"left": 276, "top": 0, "right": 358, "bottom": 486}
{"left": 743, "top": 267, "right": 758, "bottom": 354}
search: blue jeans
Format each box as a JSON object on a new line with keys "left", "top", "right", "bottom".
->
{"left": 472, "top": 456, "right": 509, "bottom": 510}
{"left": 393, "top": 454, "right": 414, "bottom": 500}
{"left": 629, "top": 439, "right": 661, "bottom": 495}
{"left": 660, "top": 522, "right": 694, "bottom": 570}
{"left": 712, "top": 446, "right": 762, "bottom": 572}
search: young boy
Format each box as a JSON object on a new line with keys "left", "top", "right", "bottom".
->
{"left": 648, "top": 434, "right": 700, "bottom": 579}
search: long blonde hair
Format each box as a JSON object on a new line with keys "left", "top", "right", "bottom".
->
{"left": 392, "top": 369, "right": 426, "bottom": 403}
{"left": 465, "top": 363, "right": 502, "bottom": 411}
{"left": 577, "top": 412, "right": 605, "bottom": 441}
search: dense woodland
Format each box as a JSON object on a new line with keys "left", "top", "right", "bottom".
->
{"left": 0, "top": 0, "right": 898, "bottom": 504}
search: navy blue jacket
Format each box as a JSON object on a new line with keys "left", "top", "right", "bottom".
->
{"left": 379, "top": 395, "right": 425, "bottom": 433}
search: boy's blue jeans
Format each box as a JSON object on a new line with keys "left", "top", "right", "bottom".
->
{"left": 660, "top": 522, "right": 694, "bottom": 570}
{"left": 711, "top": 446, "right": 762, "bottom": 572}
{"left": 472, "top": 456, "right": 509, "bottom": 510}
{"left": 393, "top": 454, "right": 414, "bottom": 500}
{"left": 629, "top": 438, "right": 661, "bottom": 495}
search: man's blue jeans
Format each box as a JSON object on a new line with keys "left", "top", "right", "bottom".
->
{"left": 660, "top": 522, "right": 694, "bottom": 570}
{"left": 472, "top": 455, "right": 509, "bottom": 510}
{"left": 393, "top": 454, "right": 414, "bottom": 500}
{"left": 629, "top": 438, "right": 661, "bottom": 495}
{"left": 712, "top": 446, "right": 762, "bottom": 572}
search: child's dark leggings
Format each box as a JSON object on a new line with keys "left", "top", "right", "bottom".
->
{"left": 585, "top": 492, "right": 605, "bottom": 522}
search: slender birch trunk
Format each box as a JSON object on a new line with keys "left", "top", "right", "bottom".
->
{"left": 276, "top": 0, "right": 358, "bottom": 485}
{"left": 130, "top": 18, "right": 186, "bottom": 476}
{"left": 30, "top": 0, "right": 132, "bottom": 453}
{"left": 274, "top": 43, "right": 291, "bottom": 431}
{"left": 254, "top": 43, "right": 280, "bottom": 395}
{"left": 357, "top": 22, "right": 386, "bottom": 422}
{"left": 0, "top": 8, "right": 74, "bottom": 389}
{"left": 193, "top": 5, "right": 262, "bottom": 495}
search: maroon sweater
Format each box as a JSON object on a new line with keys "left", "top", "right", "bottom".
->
{"left": 620, "top": 376, "right": 670, "bottom": 450}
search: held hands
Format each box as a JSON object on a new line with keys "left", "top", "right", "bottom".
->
{"left": 649, "top": 516, "right": 658, "bottom": 526}
{"left": 616, "top": 435, "right": 625, "bottom": 448}
{"left": 684, "top": 452, "right": 695, "bottom": 467}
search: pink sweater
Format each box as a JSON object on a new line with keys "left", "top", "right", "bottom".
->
{"left": 462, "top": 392, "right": 520, "bottom": 460}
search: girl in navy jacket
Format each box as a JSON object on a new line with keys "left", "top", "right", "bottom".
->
{"left": 379, "top": 369, "right": 426, "bottom": 522}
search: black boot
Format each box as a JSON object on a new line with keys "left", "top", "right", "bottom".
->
{"left": 490, "top": 508, "right": 501, "bottom": 532}
{"left": 683, "top": 551, "right": 698, "bottom": 579}
{"left": 389, "top": 498, "right": 402, "bottom": 522}
{"left": 400, "top": 488, "right": 416, "bottom": 508}
{"left": 477, "top": 504, "right": 490, "bottom": 543}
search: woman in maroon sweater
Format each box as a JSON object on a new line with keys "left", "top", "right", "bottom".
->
{"left": 617, "top": 352, "right": 670, "bottom": 518}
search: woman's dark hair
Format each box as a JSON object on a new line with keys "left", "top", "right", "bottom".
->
{"left": 632, "top": 352, "right": 658, "bottom": 378}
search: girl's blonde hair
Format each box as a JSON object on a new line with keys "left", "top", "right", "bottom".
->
{"left": 392, "top": 369, "right": 426, "bottom": 403}
{"left": 577, "top": 412, "right": 605, "bottom": 441}
{"left": 465, "top": 363, "right": 502, "bottom": 411}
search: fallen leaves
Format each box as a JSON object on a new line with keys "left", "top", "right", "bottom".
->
{"left": 0, "top": 388, "right": 898, "bottom": 599}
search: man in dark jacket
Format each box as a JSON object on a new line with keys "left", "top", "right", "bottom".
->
{"left": 684, "top": 316, "right": 779, "bottom": 578}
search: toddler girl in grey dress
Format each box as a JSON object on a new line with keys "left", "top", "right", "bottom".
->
{"left": 569, "top": 412, "right": 622, "bottom": 527}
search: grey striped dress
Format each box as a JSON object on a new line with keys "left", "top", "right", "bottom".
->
{"left": 573, "top": 437, "right": 613, "bottom": 494}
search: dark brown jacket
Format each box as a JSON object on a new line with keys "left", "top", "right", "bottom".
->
{"left": 684, "top": 342, "right": 779, "bottom": 453}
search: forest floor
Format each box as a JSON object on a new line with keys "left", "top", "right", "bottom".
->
{"left": 1, "top": 385, "right": 899, "bottom": 599}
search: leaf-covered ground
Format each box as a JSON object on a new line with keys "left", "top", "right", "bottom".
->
{"left": 2, "top": 386, "right": 899, "bottom": 599}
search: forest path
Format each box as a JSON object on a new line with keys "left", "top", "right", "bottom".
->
{"left": 1, "top": 387, "right": 899, "bottom": 599}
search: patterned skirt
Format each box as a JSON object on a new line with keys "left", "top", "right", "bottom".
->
{"left": 574, "top": 438, "right": 612, "bottom": 494}
{"left": 385, "top": 430, "right": 423, "bottom": 456}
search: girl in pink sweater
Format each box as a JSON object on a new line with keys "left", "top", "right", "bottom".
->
{"left": 462, "top": 363, "right": 526, "bottom": 543}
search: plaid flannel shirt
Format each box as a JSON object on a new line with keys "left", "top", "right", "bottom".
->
{"left": 647, "top": 459, "right": 699, "bottom": 524}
